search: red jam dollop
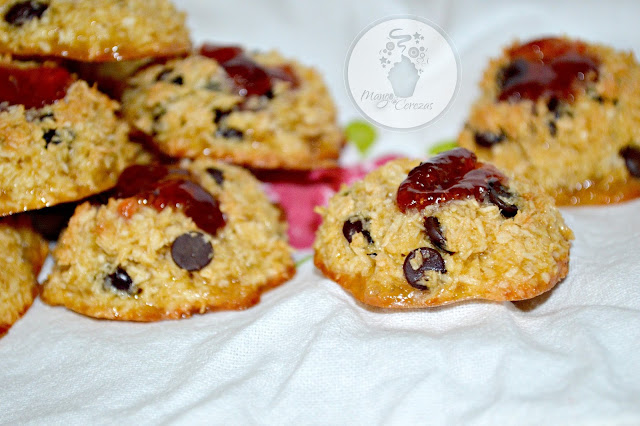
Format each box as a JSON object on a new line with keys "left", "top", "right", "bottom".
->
{"left": 396, "top": 148, "right": 506, "bottom": 212}
{"left": 113, "top": 164, "right": 225, "bottom": 236}
{"left": 199, "top": 43, "right": 298, "bottom": 97}
{"left": 498, "top": 37, "right": 600, "bottom": 103}
{"left": 0, "top": 64, "right": 73, "bottom": 109}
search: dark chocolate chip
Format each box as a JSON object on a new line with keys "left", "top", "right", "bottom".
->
{"left": 213, "top": 109, "right": 231, "bottom": 123}
{"left": 620, "top": 145, "right": 640, "bottom": 178}
{"left": 487, "top": 180, "right": 518, "bottom": 218}
{"left": 155, "top": 68, "right": 173, "bottom": 81}
{"left": 4, "top": 1, "right": 48, "bottom": 26}
{"left": 424, "top": 216, "right": 451, "bottom": 253}
{"left": 263, "top": 89, "right": 274, "bottom": 99}
{"left": 215, "top": 127, "right": 243, "bottom": 139}
{"left": 171, "top": 76, "right": 184, "bottom": 85}
{"left": 403, "top": 247, "right": 446, "bottom": 291}
{"left": 105, "top": 267, "right": 134, "bottom": 293}
{"left": 474, "top": 131, "right": 505, "bottom": 148}
{"left": 498, "top": 59, "right": 528, "bottom": 90}
{"left": 548, "top": 120, "right": 557, "bottom": 136}
{"left": 547, "top": 97, "right": 559, "bottom": 113}
{"left": 171, "top": 232, "right": 213, "bottom": 271}
{"left": 206, "top": 167, "right": 224, "bottom": 185}
{"left": 342, "top": 217, "right": 373, "bottom": 244}
{"left": 43, "top": 129, "right": 60, "bottom": 147}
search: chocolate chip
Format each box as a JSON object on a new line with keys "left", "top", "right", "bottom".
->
{"left": 474, "top": 131, "right": 505, "bottom": 148}
{"left": 424, "top": 216, "right": 451, "bottom": 253}
{"left": 547, "top": 97, "right": 559, "bottom": 113}
{"left": 43, "top": 129, "right": 60, "bottom": 147}
{"left": 498, "top": 59, "right": 527, "bottom": 88}
{"left": 4, "top": 1, "right": 48, "bottom": 26}
{"left": 620, "top": 146, "right": 640, "bottom": 178}
{"left": 213, "top": 109, "right": 231, "bottom": 123}
{"left": 155, "top": 68, "right": 172, "bottom": 81}
{"left": 171, "top": 76, "right": 184, "bottom": 85}
{"left": 403, "top": 247, "right": 446, "bottom": 291}
{"left": 342, "top": 217, "right": 373, "bottom": 244}
{"left": 263, "top": 89, "right": 274, "bottom": 99}
{"left": 206, "top": 167, "right": 224, "bottom": 185}
{"left": 216, "top": 127, "right": 243, "bottom": 139}
{"left": 171, "top": 232, "right": 213, "bottom": 271}
{"left": 105, "top": 267, "right": 134, "bottom": 293}
{"left": 548, "top": 120, "right": 557, "bottom": 136}
{"left": 487, "top": 180, "right": 518, "bottom": 218}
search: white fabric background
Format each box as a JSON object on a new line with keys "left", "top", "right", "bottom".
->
{"left": 2, "top": 1, "right": 640, "bottom": 424}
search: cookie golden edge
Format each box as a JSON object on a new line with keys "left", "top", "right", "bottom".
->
{"left": 41, "top": 160, "right": 296, "bottom": 321}
{"left": 0, "top": 218, "right": 48, "bottom": 336}
{"left": 313, "top": 157, "right": 573, "bottom": 309}
{"left": 313, "top": 252, "right": 569, "bottom": 309}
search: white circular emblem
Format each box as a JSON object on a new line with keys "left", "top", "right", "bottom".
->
{"left": 345, "top": 16, "right": 460, "bottom": 130}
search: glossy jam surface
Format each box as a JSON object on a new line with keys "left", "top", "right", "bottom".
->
{"left": 498, "top": 38, "right": 600, "bottom": 103}
{"left": 0, "top": 64, "right": 73, "bottom": 109}
{"left": 114, "top": 164, "right": 225, "bottom": 236}
{"left": 199, "top": 43, "right": 298, "bottom": 97}
{"left": 396, "top": 148, "right": 506, "bottom": 212}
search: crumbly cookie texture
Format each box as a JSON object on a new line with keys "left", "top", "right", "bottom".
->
{"left": 458, "top": 37, "right": 640, "bottom": 205}
{"left": 0, "top": 217, "right": 48, "bottom": 336}
{"left": 0, "top": 0, "right": 190, "bottom": 61}
{"left": 122, "top": 52, "right": 344, "bottom": 170}
{"left": 313, "top": 158, "right": 573, "bottom": 309}
{"left": 41, "top": 160, "right": 296, "bottom": 321}
{"left": 0, "top": 76, "right": 145, "bottom": 216}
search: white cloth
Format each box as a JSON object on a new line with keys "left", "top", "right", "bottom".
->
{"left": 2, "top": 1, "right": 639, "bottom": 424}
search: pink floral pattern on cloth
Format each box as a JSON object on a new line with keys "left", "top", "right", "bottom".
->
{"left": 256, "top": 155, "right": 398, "bottom": 249}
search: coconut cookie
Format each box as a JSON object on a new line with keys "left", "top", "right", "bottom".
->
{"left": 0, "top": 217, "right": 48, "bottom": 336}
{"left": 41, "top": 159, "right": 295, "bottom": 321}
{"left": 122, "top": 44, "right": 344, "bottom": 170}
{"left": 0, "top": 0, "right": 190, "bottom": 61}
{"left": 0, "top": 58, "right": 145, "bottom": 216}
{"left": 458, "top": 37, "right": 640, "bottom": 205}
{"left": 313, "top": 148, "right": 573, "bottom": 309}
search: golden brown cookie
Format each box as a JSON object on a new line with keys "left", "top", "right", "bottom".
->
{"left": 314, "top": 149, "right": 573, "bottom": 309}
{"left": 458, "top": 37, "right": 640, "bottom": 205}
{"left": 0, "top": 0, "right": 190, "bottom": 61}
{"left": 41, "top": 159, "right": 296, "bottom": 321}
{"left": 0, "top": 217, "right": 48, "bottom": 336}
{"left": 0, "top": 58, "right": 146, "bottom": 216}
{"left": 122, "top": 45, "right": 344, "bottom": 170}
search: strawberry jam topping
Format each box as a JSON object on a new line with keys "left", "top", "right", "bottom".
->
{"left": 0, "top": 64, "right": 73, "bottom": 109}
{"left": 498, "top": 38, "right": 599, "bottom": 103}
{"left": 113, "top": 164, "right": 225, "bottom": 236}
{"left": 199, "top": 43, "right": 298, "bottom": 97}
{"left": 396, "top": 148, "right": 508, "bottom": 212}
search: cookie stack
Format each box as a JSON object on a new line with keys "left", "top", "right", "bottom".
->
{"left": 0, "top": 0, "right": 346, "bottom": 329}
{"left": 0, "top": 0, "right": 192, "bottom": 333}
